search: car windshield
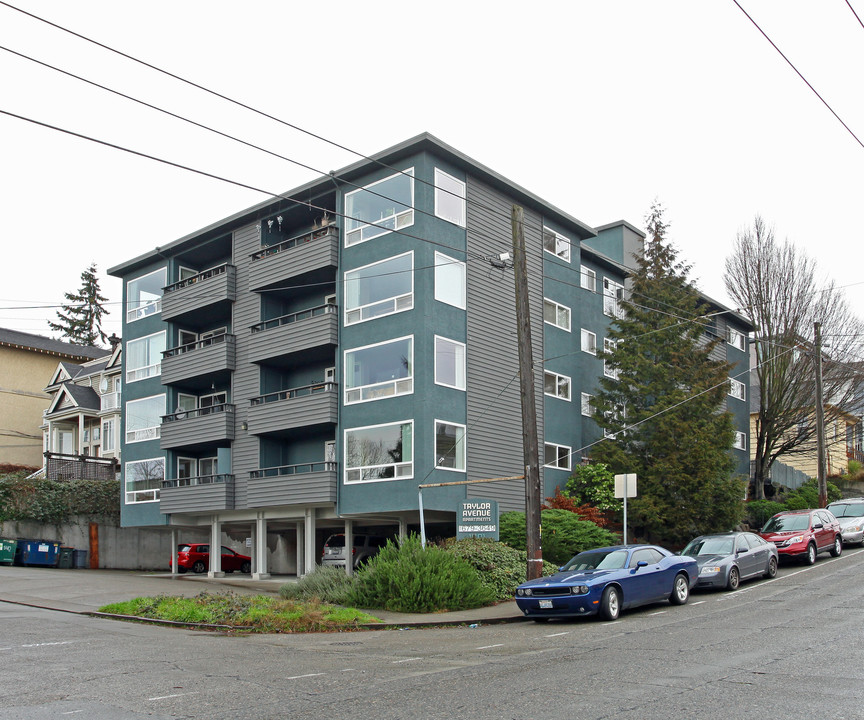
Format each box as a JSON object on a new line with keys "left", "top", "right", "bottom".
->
{"left": 683, "top": 537, "right": 734, "bottom": 556}
{"left": 827, "top": 503, "right": 864, "bottom": 518}
{"left": 324, "top": 535, "right": 345, "bottom": 548}
{"left": 562, "top": 549, "right": 628, "bottom": 571}
{"left": 763, "top": 514, "right": 810, "bottom": 532}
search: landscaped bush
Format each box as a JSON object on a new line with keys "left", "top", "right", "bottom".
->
{"left": 438, "top": 537, "right": 558, "bottom": 601}
{"left": 279, "top": 565, "right": 356, "bottom": 605}
{"left": 347, "top": 534, "right": 495, "bottom": 612}
{"left": 0, "top": 472, "right": 120, "bottom": 524}
{"left": 499, "top": 508, "right": 619, "bottom": 566}
{"left": 780, "top": 478, "right": 841, "bottom": 510}
{"left": 743, "top": 500, "right": 786, "bottom": 529}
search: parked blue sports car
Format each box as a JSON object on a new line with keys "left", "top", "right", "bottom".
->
{"left": 515, "top": 544, "right": 698, "bottom": 621}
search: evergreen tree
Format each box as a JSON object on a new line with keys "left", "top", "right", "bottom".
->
{"left": 48, "top": 263, "right": 110, "bottom": 346}
{"left": 591, "top": 202, "right": 743, "bottom": 544}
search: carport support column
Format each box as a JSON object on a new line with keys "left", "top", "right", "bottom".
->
{"left": 170, "top": 527, "right": 178, "bottom": 575}
{"left": 208, "top": 515, "right": 224, "bottom": 577}
{"left": 344, "top": 519, "right": 353, "bottom": 577}
{"left": 296, "top": 522, "right": 305, "bottom": 576}
{"left": 252, "top": 512, "right": 269, "bottom": 580}
{"left": 304, "top": 507, "right": 316, "bottom": 576}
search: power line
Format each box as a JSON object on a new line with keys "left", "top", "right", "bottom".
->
{"left": 846, "top": 0, "right": 864, "bottom": 30}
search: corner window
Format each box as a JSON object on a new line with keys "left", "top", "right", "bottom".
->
{"left": 727, "top": 327, "right": 746, "bottom": 351}
{"left": 435, "top": 336, "right": 466, "bottom": 390}
{"left": 543, "top": 228, "right": 570, "bottom": 262}
{"left": 543, "top": 299, "right": 571, "bottom": 332}
{"left": 125, "top": 457, "right": 163, "bottom": 504}
{"left": 603, "top": 278, "right": 624, "bottom": 319}
{"left": 544, "top": 443, "right": 571, "bottom": 470}
{"left": 581, "top": 329, "right": 597, "bottom": 355}
{"left": 126, "top": 268, "right": 166, "bottom": 322}
{"left": 125, "top": 394, "right": 165, "bottom": 443}
{"left": 434, "top": 168, "right": 466, "bottom": 227}
{"left": 345, "top": 169, "right": 414, "bottom": 246}
{"left": 344, "top": 252, "right": 413, "bottom": 325}
{"left": 345, "top": 421, "right": 413, "bottom": 483}
{"left": 544, "top": 371, "right": 571, "bottom": 401}
{"left": 344, "top": 336, "right": 413, "bottom": 404}
{"left": 581, "top": 393, "right": 594, "bottom": 417}
{"left": 434, "top": 252, "right": 466, "bottom": 309}
{"left": 734, "top": 431, "right": 747, "bottom": 450}
{"left": 728, "top": 378, "right": 746, "bottom": 401}
{"left": 126, "top": 331, "right": 166, "bottom": 383}
{"left": 581, "top": 266, "right": 596, "bottom": 292}
{"left": 603, "top": 338, "right": 619, "bottom": 379}
{"left": 435, "top": 420, "right": 466, "bottom": 472}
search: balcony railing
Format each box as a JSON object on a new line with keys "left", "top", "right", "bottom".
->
{"left": 249, "top": 461, "right": 337, "bottom": 479}
{"left": 44, "top": 452, "right": 119, "bottom": 481}
{"left": 250, "top": 381, "right": 336, "bottom": 406}
{"left": 250, "top": 303, "right": 336, "bottom": 334}
{"left": 162, "top": 332, "right": 232, "bottom": 359}
{"left": 162, "top": 474, "right": 233, "bottom": 488}
{"left": 163, "top": 263, "right": 230, "bottom": 294}
{"left": 100, "top": 391, "right": 121, "bottom": 412}
{"left": 162, "top": 403, "right": 232, "bottom": 423}
{"left": 847, "top": 448, "right": 864, "bottom": 464}
{"left": 250, "top": 225, "right": 337, "bottom": 262}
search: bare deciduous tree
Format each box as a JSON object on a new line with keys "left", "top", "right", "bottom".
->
{"left": 725, "top": 216, "right": 864, "bottom": 499}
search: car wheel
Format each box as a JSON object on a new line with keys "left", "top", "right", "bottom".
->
{"left": 177, "top": 567, "right": 187, "bottom": 574}
{"left": 804, "top": 543, "right": 817, "bottom": 565}
{"left": 670, "top": 573, "right": 689, "bottom": 605}
{"left": 192, "top": 560, "right": 206, "bottom": 574}
{"left": 830, "top": 536, "right": 842, "bottom": 557}
{"left": 599, "top": 586, "right": 621, "bottom": 621}
{"left": 726, "top": 567, "right": 740, "bottom": 591}
{"left": 240, "top": 561, "right": 251, "bottom": 574}
{"left": 764, "top": 556, "right": 778, "bottom": 578}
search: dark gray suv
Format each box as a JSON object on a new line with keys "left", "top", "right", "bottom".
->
{"left": 321, "top": 534, "right": 387, "bottom": 569}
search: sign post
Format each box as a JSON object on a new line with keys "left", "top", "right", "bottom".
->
{"left": 614, "top": 473, "right": 637, "bottom": 545}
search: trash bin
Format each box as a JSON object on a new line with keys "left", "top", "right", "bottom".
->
{"left": 57, "top": 546, "right": 75, "bottom": 569}
{"left": 17, "top": 539, "right": 60, "bottom": 567}
{"left": 72, "top": 549, "right": 88, "bottom": 569}
{"left": 0, "top": 538, "right": 17, "bottom": 566}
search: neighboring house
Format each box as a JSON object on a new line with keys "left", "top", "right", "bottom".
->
{"left": 107, "top": 133, "right": 753, "bottom": 578}
{"left": 0, "top": 328, "right": 110, "bottom": 468}
{"left": 40, "top": 338, "right": 122, "bottom": 481}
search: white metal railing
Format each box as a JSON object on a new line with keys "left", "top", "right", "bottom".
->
{"left": 101, "top": 391, "right": 121, "bottom": 411}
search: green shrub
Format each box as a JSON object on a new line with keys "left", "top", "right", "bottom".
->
{"left": 564, "top": 463, "right": 622, "bottom": 512}
{"left": 744, "top": 500, "right": 786, "bottom": 529}
{"left": 499, "top": 509, "right": 619, "bottom": 566}
{"left": 781, "top": 478, "right": 841, "bottom": 510}
{"left": 347, "top": 534, "right": 494, "bottom": 612}
{"left": 0, "top": 473, "right": 119, "bottom": 524}
{"left": 848, "top": 459, "right": 862, "bottom": 477}
{"left": 279, "top": 565, "right": 356, "bottom": 605}
{"left": 438, "top": 537, "right": 558, "bottom": 601}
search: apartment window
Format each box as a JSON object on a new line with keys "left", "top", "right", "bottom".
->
{"left": 544, "top": 442, "right": 572, "bottom": 470}
{"left": 345, "top": 336, "right": 413, "bottom": 404}
{"left": 603, "top": 278, "right": 624, "bottom": 319}
{"left": 345, "top": 421, "right": 413, "bottom": 483}
{"left": 126, "top": 331, "right": 166, "bottom": 383}
{"left": 604, "top": 403, "right": 627, "bottom": 439}
{"left": 344, "top": 252, "right": 413, "bottom": 325}
{"left": 544, "top": 371, "right": 571, "bottom": 401}
{"left": 101, "top": 419, "right": 115, "bottom": 453}
{"left": 581, "top": 329, "right": 597, "bottom": 355}
{"left": 727, "top": 327, "right": 746, "bottom": 351}
{"left": 345, "top": 169, "right": 414, "bottom": 246}
{"left": 125, "top": 457, "right": 163, "bottom": 504}
{"left": 126, "top": 268, "right": 166, "bottom": 322}
{"left": 603, "top": 338, "right": 619, "bottom": 379}
{"left": 434, "top": 252, "right": 466, "bottom": 309}
{"left": 728, "top": 378, "right": 746, "bottom": 401}
{"left": 543, "top": 228, "right": 570, "bottom": 262}
{"left": 434, "top": 168, "right": 466, "bottom": 227}
{"left": 581, "top": 265, "right": 597, "bottom": 292}
{"left": 434, "top": 336, "right": 466, "bottom": 390}
{"left": 178, "top": 457, "right": 195, "bottom": 480}
{"left": 544, "top": 298, "right": 571, "bottom": 332}
{"left": 435, "top": 420, "right": 466, "bottom": 472}
{"left": 199, "top": 457, "right": 218, "bottom": 476}
{"left": 734, "top": 431, "right": 747, "bottom": 450}
{"left": 125, "top": 394, "right": 165, "bottom": 443}
{"left": 581, "top": 392, "right": 594, "bottom": 417}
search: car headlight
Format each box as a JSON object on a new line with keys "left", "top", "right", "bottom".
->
{"left": 848, "top": 525, "right": 862, "bottom": 533}
{"left": 786, "top": 535, "right": 804, "bottom": 545}
{"left": 570, "top": 585, "right": 589, "bottom": 595}
{"left": 517, "top": 588, "right": 532, "bottom": 597}
{"left": 700, "top": 566, "right": 722, "bottom": 574}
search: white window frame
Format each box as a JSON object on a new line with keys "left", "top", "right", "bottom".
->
{"left": 101, "top": 418, "right": 115, "bottom": 454}
{"left": 581, "top": 392, "right": 594, "bottom": 417}
{"left": 435, "top": 419, "right": 466, "bottom": 473}
{"left": 344, "top": 252, "right": 414, "bottom": 325}
{"left": 734, "top": 431, "right": 747, "bottom": 450}
{"left": 729, "top": 378, "right": 746, "bottom": 401}
{"left": 434, "top": 252, "right": 466, "bottom": 309}
{"left": 125, "top": 394, "right": 165, "bottom": 443}
{"left": 544, "top": 370, "right": 571, "bottom": 401}
{"left": 727, "top": 327, "right": 746, "bottom": 351}
{"left": 434, "top": 336, "right": 466, "bottom": 391}
{"left": 178, "top": 457, "right": 196, "bottom": 480}
{"left": 124, "top": 457, "right": 164, "bottom": 504}
{"left": 344, "top": 335, "right": 414, "bottom": 405}
{"left": 603, "top": 277, "right": 625, "bottom": 319}
{"left": 126, "top": 267, "right": 166, "bottom": 323}
{"left": 344, "top": 420, "right": 414, "bottom": 484}
{"left": 544, "top": 442, "right": 572, "bottom": 471}
{"left": 581, "top": 265, "right": 597, "bottom": 292}
{"left": 543, "top": 298, "right": 571, "bottom": 332}
{"left": 434, "top": 168, "right": 466, "bottom": 227}
{"left": 543, "top": 228, "right": 571, "bottom": 262}
{"left": 125, "top": 331, "right": 166, "bottom": 383}
{"left": 603, "top": 338, "right": 619, "bottom": 379}
{"left": 581, "top": 329, "right": 597, "bottom": 355}
{"left": 344, "top": 168, "right": 414, "bottom": 247}
{"left": 604, "top": 404, "right": 627, "bottom": 439}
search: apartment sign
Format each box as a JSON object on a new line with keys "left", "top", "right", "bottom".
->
{"left": 456, "top": 499, "right": 499, "bottom": 540}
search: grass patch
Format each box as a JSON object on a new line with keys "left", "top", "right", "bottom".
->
{"left": 98, "top": 591, "right": 381, "bottom": 632}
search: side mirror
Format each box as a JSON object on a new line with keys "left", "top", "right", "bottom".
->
{"left": 636, "top": 560, "right": 648, "bottom": 569}
{"left": 813, "top": 523, "right": 824, "bottom": 530}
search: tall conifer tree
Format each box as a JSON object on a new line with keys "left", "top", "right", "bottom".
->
{"left": 48, "top": 263, "right": 110, "bottom": 346}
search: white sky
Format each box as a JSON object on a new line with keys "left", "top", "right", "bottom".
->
{"left": 2, "top": 1, "right": 862, "bottom": 342}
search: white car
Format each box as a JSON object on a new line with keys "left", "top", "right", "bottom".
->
{"left": 826, "top": 498, "right": 864, "bottom": 545}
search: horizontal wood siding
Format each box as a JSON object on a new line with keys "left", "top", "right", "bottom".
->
{"left": 161, "top": 336, "right": 236, "bottom": 385}
{"left": 247, "top": 390, "right": 338, "bottom": 435}
{"left": 161, "top": 265, "right": 236, "bottom": 320}
{"left": 248, "top": 229, "right": 338, "bottom": 291}
{"left": 160, "top": 408, "right": 235, "bottom": 449}
{"left": 247, "top": 471, "right": 337, "bottom": 507}
{"left": 246, "top": 313, "right": 338, "bottom": 364}
{"left": 160, "top": 479, "right": 234, "bottom": 514}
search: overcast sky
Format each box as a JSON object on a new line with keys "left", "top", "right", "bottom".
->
{"left": 2, "top": 1, "right": 862, "bottom": 343}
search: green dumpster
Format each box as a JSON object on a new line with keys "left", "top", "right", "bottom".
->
{"left": 57, "top": 546, "right": 75, "bottom": 569}
{"left": 0, "top": 538, "right": 16, "bottom": 566}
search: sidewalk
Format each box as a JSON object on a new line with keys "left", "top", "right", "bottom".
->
{"left": 0, "top": 566, "right": 524, "bottom": 628}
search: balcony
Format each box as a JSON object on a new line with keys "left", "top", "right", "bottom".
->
{"left": 161, "top": 334, "right": 236, "bottom": 386}
{"left": 100, "top": 391, "right": 121, "bottom": 412}
{"left": 160, "top": 404, "right": 235, "bottom": 450}
{"left": 161, "top": 263, "right": 236, "bottom": 322}
{"left": 247, "top": 462, "right": 337, "bottom": 507}
{"left": 248, "top": 382, "right": 337, "bottom": 435}
{"left": 248, "top": 304, "right": 337, "bottom": 364}
{"left": 248, "top": 225, "right": 338, "bottom": 292}
{"left": 160, "top": 474, "right": 235, "bottom": 514}
{"left": 44, "top": 452, "right": 119, "bottom": 481}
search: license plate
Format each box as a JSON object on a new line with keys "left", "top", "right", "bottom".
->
{"left": 539, "top": 600, "right": 553, "bottom": 609}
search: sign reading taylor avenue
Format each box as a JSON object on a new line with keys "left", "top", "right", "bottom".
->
{"left": 456, "top": 498, "right": 499, "bottom": 540}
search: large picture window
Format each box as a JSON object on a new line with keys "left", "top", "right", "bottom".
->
{"left": 345, "top": 421, "right": 413, "bottom": 483}
{"left": 125, "top": 457, "right": 163, "bottom": 503}
{"left": 345, "top": 336, "right": 413, "bottom": 404}
{"left": 126, "top": 332, "right": 166, "bottom": 383}
{"left": 435, "top": 420, "right": 466, "bottom": 472}
{"left": 434, "top": 168, "right": 466, "bottom": 227}
{"left": 125, "top": 394, "right": 165, "bottom": 443}
{"left": 344, "top": 252, "right": 413, "bottom": 325}
{"left": 434, "top": 336, "right": 466, "bottom": 390}
{"left": 127, "top": 268, "right": 166, "bottom": 322}
{"left": 434, "top": 252, "right": 466, "bottom": 309}
{"left": 345, "top": 169, "right": 414, "bottom": 246}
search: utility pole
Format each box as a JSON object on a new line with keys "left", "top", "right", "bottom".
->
{"left": 511, "top": 204, "right": 543, "bottom": 581}
{"left": 814, "top": 321, "right": 827, "bottom": 507}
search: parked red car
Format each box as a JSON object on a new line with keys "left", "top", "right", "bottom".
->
{"left": 172, "top": 543, "right": 252, "bottom": 574}
{"left": 759, "top": 509, "right": 842, "bottom": 565}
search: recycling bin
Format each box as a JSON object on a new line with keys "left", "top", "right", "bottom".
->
{"left": 0, "top": 538, "right": 16, "bottom": 565}
{"left": 73, "top": 549, "right": 88, "bottom": 569}
{"left": 57, "top": 546, "right": 75, "bottom": 569}
{"left": 17, "top": 539, "right": 60, "bottom": 567}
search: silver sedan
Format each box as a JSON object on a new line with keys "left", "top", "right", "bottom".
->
{"left": 682, "top": 532, "right": 779, "bottom": 591}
